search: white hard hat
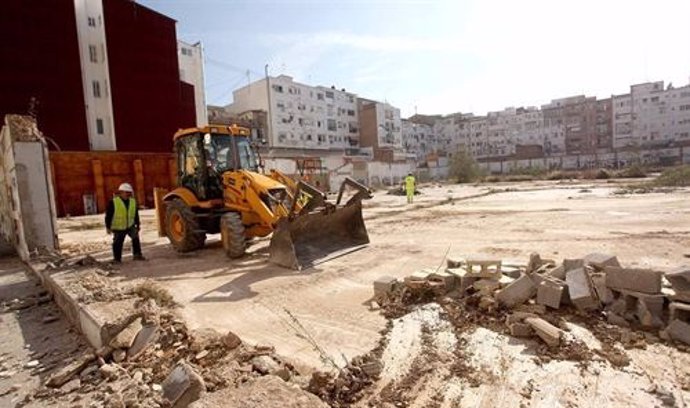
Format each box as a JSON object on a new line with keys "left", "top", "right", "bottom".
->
{"left": 118, "top": 183, "right": 134, "bottom": 193}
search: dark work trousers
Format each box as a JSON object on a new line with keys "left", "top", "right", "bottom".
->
{"left": 112, "top": 226, "right": 142, "bottom": 261}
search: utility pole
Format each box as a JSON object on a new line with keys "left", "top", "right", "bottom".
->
{"left": 264, "top": 64, "right": 272, "bottom": 146}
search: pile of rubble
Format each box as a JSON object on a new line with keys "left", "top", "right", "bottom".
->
{"left": 30, "top": 290, "right": 315, "bottom": 408}
{"left": 374, "top": 252, "right": 690, "bottom": 349}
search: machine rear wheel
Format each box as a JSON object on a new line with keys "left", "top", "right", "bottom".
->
{"left": 221, "top": 212, "right": 246, "bottom": 259}
{"left": 165, "top": 198, "right": 206, "bottom": 252}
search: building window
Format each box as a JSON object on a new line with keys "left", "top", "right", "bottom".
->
{"left": 181, "top": 47, "right": 192, "bottom": 56}
{"left": 272, "top": 85, "right": 284, "bottom": 93}
{"left": 317, "top": 93, "right": 324, "bottom": 100}
{"left": 89, "top": 45, "right": 98, "bottom": 63}
{"left": 87, "top": 17, "right": 96, "bottom": 27}
{"left": 96, "top": 119, "right": 104, "bottom": 135}
{"left": 327, "top": 119, "right": 336, "bottom": 131}
{"left": 325, "top": 91, "right": 334, "bottom": 99}
{"left": 680, "top": 105, "right": 690, "bottom": 111}
{"left": 92, "top": 80, "right": 101, "bottom": 98}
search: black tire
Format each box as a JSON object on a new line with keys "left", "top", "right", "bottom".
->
{"left": 221, "top": 212, "right": 246, "bottom": 259}
{"left": 165, "top": 198, "right": 206, "bottom": 252}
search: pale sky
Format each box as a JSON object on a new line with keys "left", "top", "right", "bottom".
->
{"left": 141, "top": 0, "right": 690, "bottom": 117}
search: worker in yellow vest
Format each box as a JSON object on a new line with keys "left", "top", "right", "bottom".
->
{"left": 405, "top": 172, "right": 416, "bottom": 204}
{"left": 105, "top": 183, "right": 145, "bottom": 263}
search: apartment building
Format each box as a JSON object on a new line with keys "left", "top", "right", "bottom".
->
{"left": 0, "top": 0, "right": 198, "bottom": 152}
{"left": 227, "top": 75, "right": 359, "bottom": 151}
{"left": 401, "top": 119, "right": 436, "bottom": 160}
{"left": 358, "top": 99, "right": 407, "bottom": 161}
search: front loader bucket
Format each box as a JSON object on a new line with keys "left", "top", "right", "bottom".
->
{"left": 269, "top": 201, "right": 369, "bottom": 270}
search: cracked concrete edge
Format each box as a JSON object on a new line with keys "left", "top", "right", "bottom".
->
{"left": 22, "top": 260, "right": 119, "bottom": 350}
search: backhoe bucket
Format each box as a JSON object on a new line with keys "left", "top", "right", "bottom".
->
{"left": 269, "top": 201, "right": 369, "bottom": 270}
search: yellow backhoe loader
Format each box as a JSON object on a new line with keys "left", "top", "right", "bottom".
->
{"left": 154, "top": 124, "right": 372, "bottom": 270}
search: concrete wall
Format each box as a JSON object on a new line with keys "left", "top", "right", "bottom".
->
{"left": 0, "top": 116, "right": 58, "bottom": 260}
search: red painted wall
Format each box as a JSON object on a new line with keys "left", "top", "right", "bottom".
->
{"left": 0, "top": 0, "right": 89, "bottom": 151}
{"left": 102, "top": 0, "right": 196, "bottom": 153}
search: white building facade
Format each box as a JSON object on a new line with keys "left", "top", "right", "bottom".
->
{"left": 228, "top": 75, "right": 359, "bottom": 150}
{"left": 178, "top": 40, "right": 208, "bottom": 126}
{"left": 73, "top": 0, "right": 117, "bottom": 150}
{"left": 401, "top": 120, "right": 436, "bottom": 160}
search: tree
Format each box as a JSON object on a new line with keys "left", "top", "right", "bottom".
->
{"left": 449, "top": 149, "right": 483, "bottom": 183}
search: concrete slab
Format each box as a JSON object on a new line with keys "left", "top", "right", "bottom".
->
{"left": 605, "top": 267, "right": 662, "bottom": 294}
{"left": 566, "top": 267, "right": 599, "bottom": 311}
{"left": 496, "top": 274, "right": 536, "bottom": 308}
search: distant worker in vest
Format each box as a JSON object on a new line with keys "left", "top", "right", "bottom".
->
{"left": 405, "top": 172, "right": 416, "bottom": 204}
{"left": 105, "top": 183, "right": 145, "bottom": 263}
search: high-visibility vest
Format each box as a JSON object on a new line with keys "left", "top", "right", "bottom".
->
{"left": 111, "top": 197, "right": 137, "bottom": 230}
{"left": 405, "top": 176, "right": 415, "bottom": 192}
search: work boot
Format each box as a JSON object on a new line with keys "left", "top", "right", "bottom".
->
{"left": 111, "top": 259, "right": 121, "bottom": 265}
{"left": 133, "top": 254, "right": 147, "bottom": 261}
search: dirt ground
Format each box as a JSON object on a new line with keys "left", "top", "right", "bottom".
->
{"left": 55, "top": 179, "right": 690, "bottom": 406}
{"left": 0, "top": 259, "right": 96, "bottom": 408}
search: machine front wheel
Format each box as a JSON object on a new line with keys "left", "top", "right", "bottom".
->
{"left": 165, "top": 198, "right": 206, "bottom": 252}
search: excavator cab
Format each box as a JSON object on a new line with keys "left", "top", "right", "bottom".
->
{"left": 156, "top": 124, "right": 372, "bottom": 270}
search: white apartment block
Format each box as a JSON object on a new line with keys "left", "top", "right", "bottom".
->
{"left": 178, "top": 40, "right": 208, "bottom": 126}
{"left": 401, "top": 120, "right": 435, "bottom": 160}
{"left": 228, "top": 75, "right": 359, "bottom": 150}
{"left": 74, "top": 0, "right": 117, "bottom": 150}
{"left": 613, "top": 81, "right": 690, "bottom": 149}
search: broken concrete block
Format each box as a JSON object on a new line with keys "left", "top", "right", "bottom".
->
{"left": 109, "top": 317, "right": 143, "bottom": 349}
{"left": 473, "top": 279, "right": 501, "bottom": 296}
{"left": 112, "top": 349, "right": 126, "bottom": 363}
{"left": 669, "top": 302, "right": 690, "bottom": 323}
{"left": 590, "top": 272, "right": 614, "bottom": 305}
{"left": 127, "top": 324, "right": 159, "bottom": 360}
{"left": 373, "top": 276, "right": 398, "bottom": 297}
{"left": 666, "top": 267, "right": 690, "bottom": 302}
{"left": 524, "top": 317, "right": 563, "bottom": 347}
{"left": 446, "top": 255, "right": 465, "bottom": 269}
{"left": 222, "top": 331, "right": 242, "bottom": 350}
{"left": 536, "top": 279, "right": 565, "bottom": 309}
{"left": 584, "top": 253, "right": 620, "bottom": 270}
{"left": 509, "top": 322, "right": 534, "bottom": 337}
{"left": 45, "top": 351, "right": 95, "bottom": 388}
{"left": 605, "top": 267, "right": 662, "bottom": 294}
{"left": 501, "top": 265, "right": 522, "bottom": 279}
{"left": 162, "top": 361, "right": 206, "bottom": 408}
{"left": 619, "top": 289, "right": 665, "bottom": 328}
{"left": 495, "top": 274, "right": 536, "bottom": 308}
{"left": 251, "top": 355, "right": 280, "bottom": 375}
{"left": 664, "top": 319, "right": 690, "bottom": 345}
{"left": 405, "top": 270, "right": 432, "bottom": 282}
{"left": 465, "top": 257, "right": 502, "bottom": 280}
{"left": 526, "top": 253, "right": 543, "bottom": 274}
{"left": 548, "top": 264, "right": 566, "bottom": 280}
{"left": 499, "top": 274, "right": 516, "bottom": 288}
{"left": 563, "top": 258, "right": 584, "bottom": 272}
{"left": 566, "top": 267, "right": 599, "bottom": 311}
{"left": 505, "top": 312, "right": 539, "bottom": 325}
{"left": 446, "top": 268, "right": 478, "bottom": 293}
{"left": 429, "top": 271, "right": 456, "bottom": 290}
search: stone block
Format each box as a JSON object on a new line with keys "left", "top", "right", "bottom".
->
{"left": 509, "top": 322, "right": 534, "bottom": 337}
{"left": 495, "top": 274, "right": 536, "bottom": 308}
{"left": 666, "top": 267, "right": 690, "bottom": 294}
{"left": 465, "top": 257, "right": 502, "bottom": 280}
{"left": 446, "top": 255, "right": 465, "bottom": 269}
{"left": 563, "top": 258, "right": 584, "bottom": 272}
{"left": 405, "top": 269, "right": 432, "bottom": 282}
{"left": 505, "top": 312, "right": 539, "bottom": 325}
{"left": 110, "top": 317, "right": 143, "bottom": 349}
{"left": 162, "top": 361, "right": 206, "bottom": 408}
{"left": 127, "top": 324, "right": 158, "bottom": 360}
{"left": 605, "top": 267, "right": 662, "bottom": 294}
{"left": 607, "top": 312, "right": 631, "bottom": 328}
{"left": 526, "top": 253, "right": 543, "bottom": 274}
{"left": 584, "top": 253, "right": 620, "bottom": 270}
{"left": 446, "top": 268, "right": 478, "bottom": 293}
{"left": 548, "top": 265, "right": 566, "bottom": 280}
{"left": 590, "top": 272, "right": 614, "bottom": 305}
{"left": 536, "top": 279, "right": 565, "bottom": 309}
{"left": 665, "top": 319, "right": 690, "bottom": 345}
{"left": 669, "top": 302, "right": 690, "bottom": 323}
{"left": 429, "top": 271, "right": 456, "bottom": 290}
{"left": 524, "top": 317, "right": 562, "bottom": 347}
{"left": 473, "top": 279, "right": 501, "bottom": 296}
{"left": 618, "top": 289, "right": 665, "bottom": 328}
{"left": 373, "top": 276, "right": 398, "bottom": 297}
{"left": 45, "top": 351, "right": 95, "bottom": 388}
{"left": 566, "top": 267, "right": 599, "bottom": 311}
{"left": 499, "top": 274, "right": 516, "bottom": 287}
{"left": 502, "top": 265, "right": 522, "bottom": 279}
